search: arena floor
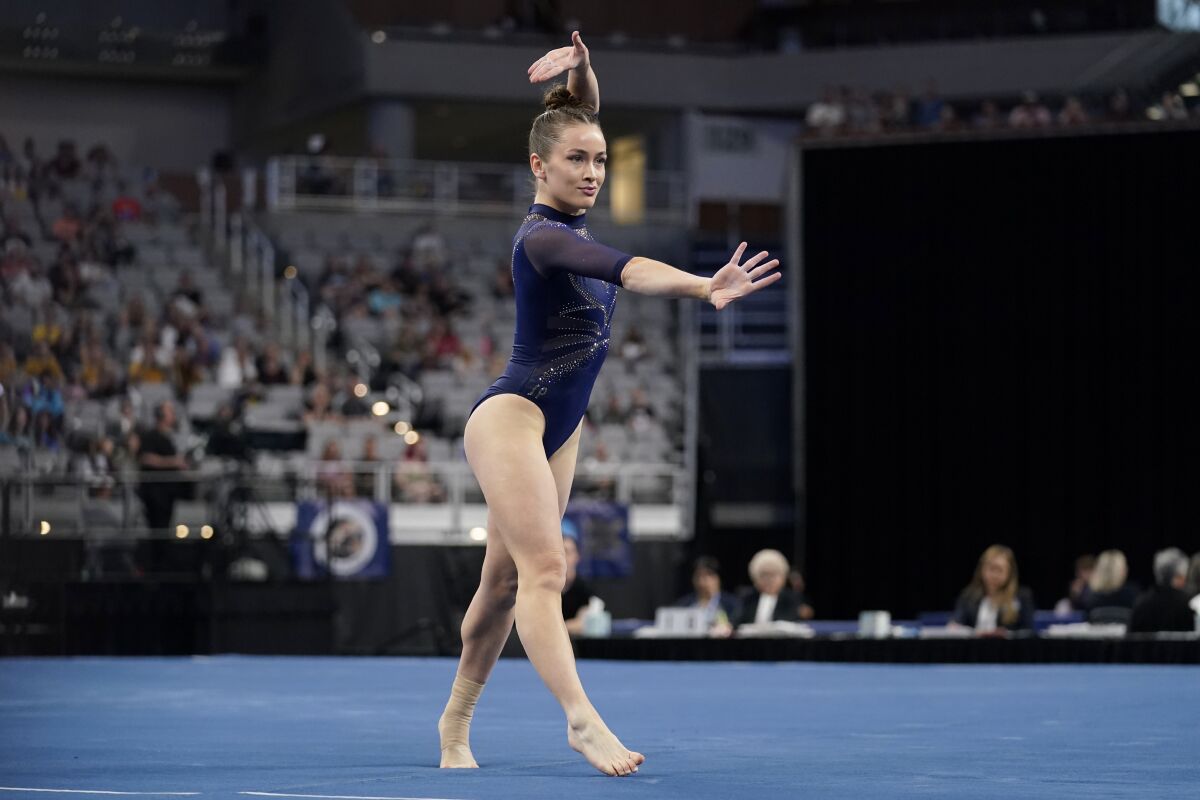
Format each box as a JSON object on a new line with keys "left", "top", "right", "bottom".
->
{"left": 1, "top": 656, "right": 1196, "bottom": 799}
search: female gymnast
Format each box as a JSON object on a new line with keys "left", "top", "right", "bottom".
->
{"left": 437, "top": 30, "right": 782, "bottom": 777}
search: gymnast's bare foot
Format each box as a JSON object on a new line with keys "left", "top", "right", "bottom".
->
{"left": 567, "top": 711, "right": 644, "bottom": 777}
{"left": 438, "top": 714, "right": 479, "bottom": 768}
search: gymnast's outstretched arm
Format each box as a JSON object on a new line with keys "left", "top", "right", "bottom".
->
{"left": 528, "top": 31, "right": 599, "bottom": 113}
{"left": 621, "top": 243, "right": 782, "bottom": 310}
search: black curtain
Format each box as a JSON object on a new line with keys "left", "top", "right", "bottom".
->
{"left": 803, "top": 130, "right": 1200, "bottom": 619}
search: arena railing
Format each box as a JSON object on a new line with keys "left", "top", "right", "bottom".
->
{"left": 264, "top": 156, "right": 689, "bottom": 224}
{"left": 0, "top": 460, "right": 690, "bottom": 546}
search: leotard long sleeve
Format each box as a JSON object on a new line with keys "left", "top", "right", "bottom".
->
{"left": 469, "top": 202, "right": 633, "bottom": 456}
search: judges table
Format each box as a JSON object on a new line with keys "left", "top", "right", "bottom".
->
{"left": 573, "top": 621, "right": 1200, "bottom": 665}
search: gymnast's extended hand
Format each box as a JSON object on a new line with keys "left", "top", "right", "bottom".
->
{"left": 708, "top": 242, "right": 782, "bottom": 310}
{"left": 527, "top": 30, "right": 590, "bottom": 84}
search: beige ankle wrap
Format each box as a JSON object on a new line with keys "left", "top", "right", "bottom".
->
{"left": 439, "top": 674, "right": 485, "bottom": 752}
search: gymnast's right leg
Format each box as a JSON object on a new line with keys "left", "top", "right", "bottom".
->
{"left": 438, "top": 513, "right": 518, "bottom": 768}
{"left": 459, "top": 394, "right": 643, "bottom": 777}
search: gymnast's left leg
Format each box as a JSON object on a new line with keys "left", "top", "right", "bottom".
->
{"left": 439, "top": 514, "right": 519, "bottom": 768}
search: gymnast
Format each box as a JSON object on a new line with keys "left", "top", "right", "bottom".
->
{"left": 437, "top": 30, "right": 782, "bottom": 777}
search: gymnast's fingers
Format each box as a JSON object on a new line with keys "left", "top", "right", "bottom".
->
{"left": 747, "top": 259, "right": 781, "bottom": 280}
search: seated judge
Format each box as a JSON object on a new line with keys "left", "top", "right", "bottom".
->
{"left": 674, "top": 556, "right": 741, "bottom": 630}
{"left": 733, "top": 549, "right": 805, "bottom": 628}
{"left": 560, "top": 518, "right": 599, "bottom": 637}
{"left": 951, "top": 544, "right": 1035, "bottom": 635}
{"left": 1128, "top": 548, "right": 1195, "bottom": 634}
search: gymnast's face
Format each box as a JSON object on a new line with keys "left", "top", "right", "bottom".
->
{"left": 531, "top": 123, "right": 606, "bottom": 215}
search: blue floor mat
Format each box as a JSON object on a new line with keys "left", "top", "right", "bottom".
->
{"left": 1, "top": 656, "right": 1196, "bottom": 799}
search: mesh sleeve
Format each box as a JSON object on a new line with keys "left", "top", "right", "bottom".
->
{"left": 521, "top": 222, "right": 632, "bottom": 286}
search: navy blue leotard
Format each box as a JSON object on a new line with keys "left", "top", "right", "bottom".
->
{"left": 469, "top": 203, "right": 633, "bottom": 457}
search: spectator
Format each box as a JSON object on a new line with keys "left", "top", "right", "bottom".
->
{"left": 972, "top": 99, "right": 1004, "bottom": 130}
{"left": 951, "top": 545, "right": 1035, "bottom": 635}
{"left": 674, "top": 556, "right": 740, "bottom": 632}
{"left": 1009, "top": 91, "right": 1052, "bottom": 128}
{"left": 48, "top": 139, "right": 80, "bottom": 180}
{"left": 111, "top": 181, "right": 142, "bottom": 222}
{"left": 128, "top": 323, "right": 171, "bottom": 384}
{"left": 1187, "top": 553, "right": 1200, "bottom": 617}
{"left": 257, "top": 342, "right": 290, "bottom": 385}
{"left": 23, "top": 340, "right": 64, "bottom": 381}
{"left": 393, "top": 437, "right": 446, "bottom": 503}
{"left": 733, "top": 549, "right": 806, "bottom": 627}
{"left": 1107, "top": 88, "right": 1132, "bottom": 122}
{"left": 337, "top": 374, "right": 370, "bottom": 417}
{"left": 216, "top": 337, "right": 258, "bottom": 389}
{"left": 76, "top": 435, "right": 117, "bottom": 498}
{"left": 1058, "top": 96, "right": 1090, "bottom": 126}
{"left": 52, "top": 204, "right": 84, "bottom": 244}
{"left": 1128, "top": 548, "right": 1194, "bottom": 634}
{"left": 2, "top": 404, "right": 33, "bottom": 449}
{"left": 315, "top": 439, "right": 353, "bottom": 499}
{"left": 138, "top": 400, "right": 188, "bottom": 531}
{"left": 913, "top": 81, "right": 945, "bottom": 128}
{"left": 599, "top": 394, "right": 627, "bottom": 425}
{"left": 355, "top": 436, "right": 381, "bottom": 498}
{"left": 1082, "top": 549, "right": 1138, "bottom": 619}
{"left": 303, "top": 381, "right": 338, "bottom": 423}
{"left": 561, "top": 518, "right": 599, "bottom": 636}
{"left": 805, "top": 86, "right": 846, "bottom": 135}
{"left": 290, "top": 349, "right": 318, "bottom": 387}
{"left": 490, "top": 258, "right": 514, "bottom": 299}
{"left": 787, "top": 567, "right": 816, "bottom": 620}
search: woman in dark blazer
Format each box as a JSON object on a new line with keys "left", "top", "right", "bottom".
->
{"left": 952, "top": 544, "right": 1035, "bottom": 634}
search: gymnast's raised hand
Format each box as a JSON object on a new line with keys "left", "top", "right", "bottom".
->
{"left": 528, "top": 30, "right": 591, "bottom": 85}
{"left": 708, "top": 243, "right": 783, "bottom": 311}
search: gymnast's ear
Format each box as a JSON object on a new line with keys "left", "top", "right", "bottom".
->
{"left": 530, "top": 152, "right": 547, "bottom": 181}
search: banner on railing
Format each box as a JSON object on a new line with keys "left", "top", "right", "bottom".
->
{"left": 564, "top": 501, "right": 632, "bottom": 579}
{"left": 291, "top": 500, "right": 390, "bottom": 579}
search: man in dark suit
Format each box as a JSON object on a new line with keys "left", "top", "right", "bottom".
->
{"left": 1129, "top": 548, "right": 1195, "bottom": 634}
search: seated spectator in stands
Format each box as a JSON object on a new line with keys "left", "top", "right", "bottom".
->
{"left": 1082, "top": 549, "right": 1138, "bottom": 619}
{"left": 883, "top": 86, "right": 912, "bottom": 131}
{"left": 138, "top": 400, "right": 188, "bottom": 531}
{"left": 205, "top": 402, "right": 248, "bottom": 461}
{"left": 1161, "top": 91, "right": 1189, "bottom": 121}
{"left": 951, "top": 545, "right": 1035, "bottom": 635}
{"left": 0, "top": 343, "right": 18, "bottom": 385}
{"left": 913, "top": 81, "right": 945, "bottom": 128}
{"left": 31, "top": 409, "right": 61, "bottom": 451}
{"left": 172, "top": 270, "right": 203, "bottom": 308}
{"left": 303, "top": 381, "right": 338, "bottom": 423}
{"left": 290, "top": 349, "right": 318, "bottom": 387}
{"left": 316, "top": 439, "right": 354, "bottom": 499}
{"left": 787, "top": 567, "right": 816, "bottom": 620}
{"left": 393, "top": 438, "right": 446, "bottom": 503}
{"left": 48, "top": 139, "right": 81, "bottom": 181}
{"left": 1128, "top": 548, "right": 1195, "bottom": 634}
{"left": 217, "top": 337, "right": 258, "bottom": 389}
{"left": 426, "top": 317, "right": 463, "bottom": 368}
{"left": 49, "top": 252, "right": 82, "bottom": 307}
{"left": 128, "top": 323, "right": 171, "bottom": 384}
{"left": 111, "top": 181, "right": 142, "bottom": 222}
{"left": 1058, "top": 96, "right": 1090, "bottom": 126}
{"left": 805, "top": 86, "right": 846, "bottom": 135}
{"left": 1107, "top": 88, "right": 1132, "bottom": 122}
{"left": 11, "top": 261, "right": 53, "bottom": 307}
{"left": 52, "top": 204, "right": 84, "bottom": 245}
{"left": 2, "top": 404, "right": 32, "bottom": 449}
{"left": 619, "top": 325, "right": 647, "bottom": 364}
{"left": 76, "top": 436, "right": 117, "bottom": 499}
{"left": 561, "top": 518, "right": 599, "bottom": 637}
{"left": 23, "top": 340, "right": 63, "bottom": 382}
{"left": 355, "top": 436, "right": 381, "bottom": 498}
{"left": 23, "top": 375, "right": 64, "bottom": 422}
{"left": 674, "top": 556, "right": 740, "bottom": 632}
{"left": 599, "top": 394, "right": 627, "bottom": 425}
{"left": 972, "top": 100, "right": 1004, "bottom": 130}
{"left": 257, "top": 343, "right": 290, "bottom": 385}
{"left": 337, "top": 374, "right": 370, "bottom": 417}
{"left": 490, "top": 258, "right": 514, "bottom": 299}
{"left": 1009, "top": 91, "right": 1052, "bottom": 128}
{"left": 733, "top": 549, "right": 806, "bottom": 627}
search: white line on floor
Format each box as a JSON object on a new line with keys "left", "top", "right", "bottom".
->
{"left": 0, "top": 790, "right": 200, "bottom": 797}
{"left": 239, "top": 793, "right": 468, "bottom": 800}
